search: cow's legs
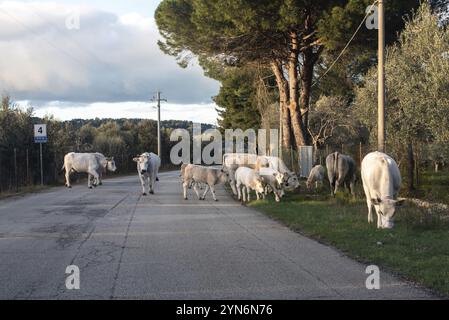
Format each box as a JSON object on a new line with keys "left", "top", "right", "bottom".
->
{"left": 247, "top": 187, "right": 251, "bottom": 202}
{"left": 149, "top": 176, "right": 155, "bottom": 194}
{"left": 375, "top": 206, "right": 382, "bottom": 228}
{"left": 241, "top": 186, "right": 247, "bottom": 202}
{"left": 210, "top": 185, "right": 218, "bottom": 201}
{"left": 201, "top": 185, "right": 210, "bottom": 200}
{"left": 329, "top": 178, "right": 335, "bottom": 196}
{"left": 64, "top": 166, "right": 72, "bottom": 188}
{"left": 334, "top": 178, "right": 341, "bottom": 195}
{"left": 237, "top": 183, "right": 242, "bottom": 201}
{"left": 139, "top": 174, "right": 147, "bottom": 195}
{"left": 88, "top": 170, "right": 99, "bottom": 189}
{"left": 183, "top": 180, "right": 189, "bottom": 200}
{"left": 193, "top": 183, "right": 202, "bottom": 200}
{"left": 349, "top": 181, "right": 355, "bottom": 197}
{"left": 366, "top": 199, "right": 374, "bottom": 223}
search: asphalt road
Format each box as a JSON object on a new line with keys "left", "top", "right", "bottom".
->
{"left": 0, "top": 171, "right": 433, "bottom": 299}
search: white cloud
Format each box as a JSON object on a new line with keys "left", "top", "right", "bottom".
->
{"left": 0, "top": 1, "right": 219, "bottom": 105}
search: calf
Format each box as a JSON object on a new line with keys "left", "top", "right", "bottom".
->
{"left": 182, "top": 164, "right": 230, "bottom": 201}
{"left": 361, "top": 151, "right": 404, "bottom": 229}
{"left": 258, "top": 167, "right": 288, "bottom": 202}
{"left": 255, "top": 156, "right": 300, "bottom": 193}
{"left": 306, "top": 165, "right": 326, "bottom": 191}
{"left": 326, "top": 152, "right": 357, "bottom": 196}
{"left": 222, "top": 153, "right": 300, "bottom": 196}
{"left": 222, "top": 153, "right": 259, "bottom": 195}
{"left": 234, "top": 167, "right": 265, "bottom": 203}
{"left": 133, "top": 152, "right": 161, "bottom": 195}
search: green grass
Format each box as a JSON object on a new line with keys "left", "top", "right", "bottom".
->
{"left": 249, "top": 191, "right": 449, "bottom": 298}
{"left": 411, "top": 171, "right": 449, "bottom": 205}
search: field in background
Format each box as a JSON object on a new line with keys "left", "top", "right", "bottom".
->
{"left": 249, "top": 181, "right": 449, "bottom": 297}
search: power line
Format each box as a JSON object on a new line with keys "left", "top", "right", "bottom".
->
{"left": 311, "top": 0, "right": 379, "bottom": 87}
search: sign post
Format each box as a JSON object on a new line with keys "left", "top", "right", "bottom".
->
{"left": 34, "top": 124, "right": 47, "bottom": 186}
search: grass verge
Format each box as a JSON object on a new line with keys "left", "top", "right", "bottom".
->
{"left": 249, "top": 192, "right": 449, "bottom": 298}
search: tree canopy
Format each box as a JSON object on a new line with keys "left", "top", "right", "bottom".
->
{"left": 156, "top": 0, "right": 421, "bottom": 149}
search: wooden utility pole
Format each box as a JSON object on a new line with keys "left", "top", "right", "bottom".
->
{"left": 152, "top": 91, "right": 167, "bottom": 161}
{"left": 378, "top": 0, "right": 386, "bottom": 152}
{"left": 279, "top": 106, "right": 283, "bottom": 160}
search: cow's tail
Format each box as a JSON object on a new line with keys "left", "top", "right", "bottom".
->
{"left": 59, "top": 164, "right": 65, "bottom": 174}
{"left": 334, "top": 152, "right": 339, "bottom": 178}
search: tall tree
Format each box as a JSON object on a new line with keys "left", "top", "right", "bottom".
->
{"left": 214, "top": 67, "right": 261, "bottom": 131}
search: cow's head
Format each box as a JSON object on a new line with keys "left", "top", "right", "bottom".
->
{"left": 372, "top": 198, "right": 405, "bottom": 229}
{"left": 273, "top": 171, "right": 287, "bottom": 188}
{"left": 306, "top": 177, "right": 313, "bottom": 190}
{"left": 254, "top": 176, "right": 266, "bottom": 194}
{"left": 106, "top": 157, "right": 117, "bottom": 172}
{"left": 219, "top": 168, "right": 231, "bottom": 184}
{"left": 133, "top": 153, "right": 150, "bottom": 174}
{"left": 285, "top": 172, "right": 300, "bottom": 191}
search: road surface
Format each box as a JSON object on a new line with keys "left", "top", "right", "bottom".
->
{"left": 0, "top": 171, "right": 432, "bottom": 299}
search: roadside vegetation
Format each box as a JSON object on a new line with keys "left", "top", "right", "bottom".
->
{"left": 249, "top": 179, "right": 449, "bottom": 297}
{"left": 0, "top": 96, "right": 213, "bottom": 194}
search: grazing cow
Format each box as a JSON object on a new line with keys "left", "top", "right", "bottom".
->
{"left": 234, "top": 167, "right": 266, "bottom": 203}
{"left": 62, "top": 152, "right": 116, "bottom": 189}
{"left": 182, "top": 164, "right": 230, "bottom": 201}
{"left": 258, "top": 168, "right": 288, "bottom": 202}
{"left": 133, "top": 152, "right": 161, "bottom": 195}
{"left": 255, "top": 156, "right": 300, "bottom": 193}
{"left": 222, "top": 153, "right": 300, "bottom": 196}
{"left": 222, "top": 153, "right": 260, "bottom": 195}
{"left": 361, "top": 151, "right": 405, "bottom": 229}
{"left": 306, "top": 165, "right": 326, "bottom": 190}
{"left": 326, "top": 152, "right": 357, "bottom": 196}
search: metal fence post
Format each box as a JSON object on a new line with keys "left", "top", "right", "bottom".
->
{"left": 14, "top": 148, "right": 18, "bottom": 193}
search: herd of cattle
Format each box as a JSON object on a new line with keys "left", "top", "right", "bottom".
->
{"left": 61, "top": 150, "right": 404, "bottom": 229}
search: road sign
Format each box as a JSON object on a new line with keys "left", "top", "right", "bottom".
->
{"left": 34, "top": 124, "right": 47, "bottom": 143}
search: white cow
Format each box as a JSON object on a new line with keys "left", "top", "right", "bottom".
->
{"left": 361, "top": 151, "right": 405, "bottom": 229}
{"left": 62, "top": 152, "right": 116, "bottom": 188}
{"left": 234, "top": 167, "right": 265, "bottom": 203}
{"left": 222, "top": 153, "right": 260, "bottom": 195}
{"left": 326, "top": 152, "right": 357, "bottom": 196}
{"left": 259, "top": 156, "right": 300, "bottom": 192}
{"left": 133, "top": 152, "right": 161, "bottom": 195}
{"left": 306, "top": 165, "right": 326, "bottom": 190}
{"left": 223, "top": 153, "right": 300, "bottom": 196}
{"left": 182, "top": 164, "right": 230, "bottom": 201}
{"left": 258, "top": 167, "right": 288, "bottom": 202}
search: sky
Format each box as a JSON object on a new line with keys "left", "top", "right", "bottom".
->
{"left": 0, "top": 0, "right": 220, "bottom": 124}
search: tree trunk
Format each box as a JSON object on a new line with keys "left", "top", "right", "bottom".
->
{"left": 287, "top": 31, "right": 308, "bottom": 149}
{"left": 407, "top": 142, "right": 415, "bottom": 191}
{"left": 300, "top": 48, "right": 315, "bottom": 132}
{"left": 271, "top": 61, "right": 292, "bottom": 149}
{"left": 435, "top": 162, "right": 439, "bottom": 173}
